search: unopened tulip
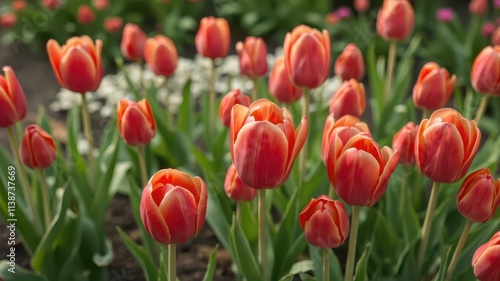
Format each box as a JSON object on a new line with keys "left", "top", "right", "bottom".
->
{"left": 471, "top": 46, "right": 500, "bottom": 96}
{"left": 140, "top": 169, "right": 207, "bottom": 245}
{"left": 492, "top": 27, "right": 500, "bottom": 45}
{"left": 117, "top": 99, "right": 156, "bottom": 146}
{"left": 121, "top": 23, "right": 147, "bottom": 61}
{"left": 283, "top": 25, "right": 330, "bottom": 89}
{"left": 0, "top": 66, "right": 27, "bottom": 128}
{"left": 195, "top": 17, "right": 230, "bottom": 60}
{"left": 12, "top": 0, "right": 26, "bottom": 12}
{"left": 47, "top": 36, "right": 103, "bottom": 94}
{"left": 224, "top": 164, "right": 257, "bottom": 202}
{"left": 472, "top": 232, "right": 500, "bottom": 281}
{"left": 42, "top": 0, "right": 59, "bottom": 10}
{"left": 219, "top": 89, "right": 250, "bottom": 128}
{"left": 329, "top": 79, "right": 366, "bottom": 119}
{"left": 334, "top": 6, "right": 352, "bottom": 20}
{"left": 392, "top": 121, "right": 418, "bottom": 165}
{"left": 144, "top": 35, "right": 178, "bottom": 77}
{"left": 93, "top": 0, "right": 109, "bottom": 10}
{"left": 321, "top": 114, "right": 371, "bottom": 164}
{"left": 376, "top": 0, "right": 415, "bottom": 41}
{"left": 457, "top": 168, "right": 500, "bottom": 223}
{"left": 436, "top": 8, "right": 454, "bottom": 22}
{"left": 268, "top": 57, "right": 303, "bottom": 104}
{"left": 299, "top": 195, "right": 350, "bottom": 249}
{"left": 236, "top": 36, "right": 268, "bottom": 78}
{"left": 104, "top": 17, "right": 123, "bottom": 33}
{"left": 230, "top": 99, "right": 308, "bottom": 189}
{"left": 469, "top": 0, "right": 487, "bottom": 16}
{"left": 326, "top": 133, "right": 399, "bottom": 206}
{"left": 325, "top": 13, "right": 340, "bottom": 26}
{"left": 354, "top": 0, "right": 369, "bottom": 12}
{"left": 334, "top": 43, "right": 365, "bottom": 81}
{"left": 412, "top": 62, "right": 456, "bottom": 111}
{"left": 416, "top": 108, "right": 481, "bottom": 183}
{"left": 482, "top": 22, "right": 495, "bottom": 37}
{"left": 19, "top": 125, "right": 57, "bottom": 169}
{"left": 495, "top": 0, "right": 500, "bottom": 9}
{"left": 0, "top": 13, "right": 16, "bottom": 28}
{"left": 77, "top": 5, "right": 95, "bottom": 25}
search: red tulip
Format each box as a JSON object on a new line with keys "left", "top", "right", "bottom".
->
{"left": 12, "top": 0, "right": 26, "bottom": 12}
{"left": 117, "top": 99, "right": 156, "bottom": 146}
{"left": 0, "top": 13, "right": 16, "bottom": 28}
{"left": 47, "top": 36, "right": 103, "bottom": 94}
{"left": 236, "top": 36, "right": 268, "bottom": 78}
{"left": 299, "top": 195, "right": 350, "bottom": 249}
{"left": 121, "top": 23, "right": 147, "bottom": 61}
{"left": 19, "top": 125, "right": 57, "bottom": 169}
{"left": 140, "top": 169, "right": 207, "bottom": 245}
{"left": 104, "top": 17, "right": 123, "bottom": 33}
{"left": 268, "top": 57, "right": 303, "bottom": 104}
{"left": 415, "top": 108, "right": 481, "bottom": 183}
{"left": 376, "top": 0, "right": 415, "bottom": 41}
{"left": 0, "top": 66, "right": 27, "bottom": 128}
{"left": 283, "top": 25, "right": 330, "bottom": 89}
{"left": 457, "top": 168, "right": 500, "bottom": 223}
{"left": 354, "top": 0, "right": 369, "bottom": 12}
{"left": 469, "top": 0, "right": 487, "bottom": 16}
{"left": 42, "top": 0, "right": 59, "bottom": 10}
{"left": 329, "top": 79, "right": 366, "bottom": 119}
{"left": 144, "top": 35, "right": 178, "bottom": 78}
{"left": 412, "top": 62, "right": 456, "bottom": 111}
{"left": 471, "top": 46, "right": 500, "bottom": 96}
{"left": 93, "top": 0, "right": 109, "bottom": 10}
{"left": 224, "top": 164, "right": 257, "bottom": 202}
{"left": 482, "top": 22, "right": 495, "bottom": 37}
{"left": 334, "top": 43, "right": 365, "bottom": 81}
{"left": 219, "top": 89, "right": 250, "bottom": 128}
{"left": 472, "top": 232, "right": 500, "bottom": 281}
{"left": 492, "top": 27, "right": 500, "bottom": 45}
{"left": 195, "top": 17, "right": 230, "bottom": 60}
{"left": 326, "top": 133, "right": 399, "bottom": 206}
{"left": 77, "top": 5, "right": 95, "bottom": 25}
{"left": 230, "top": 99, "right": 308, "bottom": 189}
{"left": 392, "top": 121, "right": 418, "bottom": 165}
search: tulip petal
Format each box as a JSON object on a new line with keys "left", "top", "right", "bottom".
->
{"left": 283, "top": 116, "right": 308, "bottom": 183}
{"left": 193, "top": 176, "right": 207, "bottom": 235}
{"left": 304, "top": 210, "right": 342, "bottom": 249}
{"left": 46, "top": 39, "right": 64, "bottom": 87}
{"left": 30, "top": 131, "right": 56, "bottom": 169}
{"left": 0, "top": 87, "right": 17, "bottom": 127}
{"left": 288, "top": 34, "right": 327, "bottom": 88}
{"left": 3, "top": 66, "right": 26, "bottom": 121}
{"left": 140, "top": 185, "right": 171, "bottom": 244}
{"left": 230, "top": 104, "right": 249, "bottom": 161}
{"left": 119, "top": 105, "right": 155, "bottom": 145}
{"left": 372, "top": 147, "right": 399, "bottom": 206}
{"left": 473, "top": 245, "right": 500, "bottom": 281}
{"left": 59, "top": 46, "right": 98, "bottom": 93}
{"left": 158, "top": 187, "right": 197, "bottom": 244}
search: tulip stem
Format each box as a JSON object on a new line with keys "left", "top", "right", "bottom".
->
{"left": 258, "top": 189, "right": 268, "bottom": 281}
{"left": 7, "top": 126, "right": 40, "bottom": 233}
{"left": 418, "top": 181, "right": 441, "bottom": 270}
{"left": 344, "top": 205, "right": 360, "bottom": 281}
{"left": 81, "top": 94, "right": 95, "bottom": 181}
{"left": 236, "top": 201, "right": 243, "bottom": 226}
{"left": 37, "top": 168, "right": 52, "bottom": 229}
{"left": 328, "top": 184, "right": 336, "bottom": 200}
{"left": 251, "top": 78, "right": 258, "bottom": 101}
{"left": 323, "top": 248, "right": 330, "bottom": 281}
{"left": 163, "top": 78, "right": 174, "bottom": 127}
{"left": 138, "top": 60, "right": 145, "bottom": 95}
{"left": 209, "top": 60, "right": 217, "bottom": 138}
{"left": 384, "top": 40, "right": 397, "bottom": 104}
{"left": 474, "top": 95, "right": 489, "bottom": 125}
{"left": 137, "top": 146, "right": 148, "bottom": 186}
{"left": 445, "top": 220, "right": 473, "bottom": 281}
{"left": 298, "top": 88, "right": 311, "bottom": 185}
{"left": 168, "top": 244, "right": 176, "bottom": 281}
{"left": 399, "top": 167, "right": 409, "bottom": 215}
{"left": 422, "top": 109, "right": 431, "bottom": 120}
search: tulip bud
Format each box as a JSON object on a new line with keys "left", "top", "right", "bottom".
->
{"left": 93, "top": 0, "right": 109, "bottom": 10}
{"left": 121, "top": 23, "right": 147, "bottom": 61}
{"left": 492, "top": 27, "right": 500, "bottom": 45}
{"left": 117, "top": 99, "right": 156, "bottom": 146}
{"left": 354, "top": 0, "right": 369, "bottom": 12}
{"left": 334, "top": 6, "right": 352, "bottom": 20}
{"left": 471, "top": 46, "right": 500, "bottom": 96}
{"left": 42, "top": 0, "right": 59, "bottom": 10}
{"left": 469, "top": 0, "right": 487, "bottom": 16}
{"left": 219, "top": 89, "right": 250, "bottom": 128}
{"left": 0, "top": 66, "right": 27, "bottom": 128}
{"left": 329, "top": 79, "right": 366, "bottom": 119}
{"left": 77, "top": 5, "right": 95, "bottom": 25}
{"left": 283, "top": 25, "right": 330, "bottom": 89}
{"left": 104, "top": 17, "right": 123, "bottom": 33}
{"left": 144, "top": 35, "right": 178, "bottom": 78}
{"left": 224, "top": 164, "right": 257, "bottom": 202}
{"left": 236, "top": 36, "right": 268, "bottom": 78}
{"left": 392, "top": 121, "right": 418, "bottom": 165}
{"left": 268, "top": 57, "right": 303, "bottom": 104}
{"left": 412, "top": 62, "right": 456, "bottom": 111}
{"left": 472, "top": 232, "right": 500, "bottom": 281}
{"left": 482, "top": 22, "right": 495, "bottom": 37}
{"left": 230, "top": 99, "right": 308, "bottom": 189}
{"left": 47, "top": 36, "right": 104, "bottom": 94}
{"left": 195, "top": 17, "right": 230, "bottom": 60}
{"left": 299, "top": 195, "right": 350, "bottom": 249}
{"left": 416, "top": 108, "right": 481, "bottom": 183}
{"left": 456, "top": 168, "right": 500, "bottom": 223}
{"left": 0, "top": 13, "right": 16, "bottom": 28}
{"left": 495, "top": 0, "right": 500, "bottom": 9}
{"left": 12, "top": 0, "right": 26, "bottom": 12}
{"left": 325, "top": 13, "right": 340, "bottom": 26}
{"left": 334, "top": 43, "right": 365, "bottom": 81}
{"left": 376, "top": 0, "right": 415, "bottom": 41}
{"left": 19, "top": 125, "right": 57, "bottom": 169}
{"left": 140, "top": 169, "right": 207, "bottom": 245}
{"left": 436, "top": 8, "right": 454, "bottom": 22}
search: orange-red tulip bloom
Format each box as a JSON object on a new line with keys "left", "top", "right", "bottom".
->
{"left": 195, "top": 17, "right": 230, "bottom": 60}
{"left": 47, "top": 36, "right": 103, "bottom": 94}
{"left": 93, "top": 0, "right": 109, "bottom": 10}
{"left": 269, "top": 57, "right": 303, "bottom": 104}
{"left": 283, "top": 25, "right": 330, "bottom": 89}
{"left": 415, "top": 108, "right": 481, "bottom": 183}
{"left": 354, "top": 0, "right": 369, "bottom": 12}
{"left": 121, "top": 23, "right": 147, "bottom": 61}
{"left": 469, "top": 0, "right": 488, "bottom": 16}
{"left": 0, "top": 13, "right": 16, "bottom": 28}
{"left": 104, "top": 17, "right": 123, "bottom": 33}
{"left": 236, "top": 36, "right": 268, "bottom": 78}
{"left": 334, "top": 43, "right": 365, "bottom": 81}
{"left": 230, "top": 99, "right": 308, "bottom": 189}
{"left": 413, "top": 62, "right": 456, "bottom": 111}
{"left": 472, "top": 232, "right": 500, "bottom": 281}
{"left": 42, "top": 0, "right": 59, "bottom": 10}
{"left": 140, "top": 169, "right": 207, "bottom": 245}
{"left": 224, "top": 164, "right": 257, "bottom": 202}
{"left": 299, "top": 195, "right": 350, "bottom": 249}
{"left": 117, "top": 99, "right": 156, "bottom": 146}
{"left": 329, "top": 79, "right": 366, "bottom": 119}
{"left": 0, "top": 66, "right": 26, "bottom": 128}
{"left": 219, "top": 89, "right": 250, "bottom": 128}
{"left": 144, "top": 35, "right": 178, "bottom": 78}
{"left": 77, "top": 5, "right": 95, "bottom": 25}
{"left": 19, "top": 125, "right": 57, "bottom": 169}
{"left": 376, "top": 0, "right": 415, "bottom": 41}
{"left": 471, "top": 46, "right": 500, "bottom": 96}
{"left": 392, "top": 121, "right": 418, "bottom": 165}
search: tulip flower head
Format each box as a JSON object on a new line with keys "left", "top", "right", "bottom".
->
{"left": 77, "top": 5, "right": 95, "bottom": 25}
{"left": 140, "top": 169, "right": 207, "bottom": 245}
{"left": 354, "top": 0, "right": 369, "bottom": 12}
{"left": 472, "top": 232, "right": 500, "bottom": 281}
{"left": 392, "top": 121, "right": 418, "bottom": 165}
{"left": 495, "top": 0, "right": 500, "bottom": 9}
{"left": 268, "top": 57, "right": 303, "bottom": 104}
{"left": 334, "top": 43, "right": 365, "bottom": 81}
{"left": 0, "top": 13, "right": 16, "bottom": 28}
{"left": 415, "top": 108, "right": 481, "bottom": 183}
{"left": 224, "top": 164, "right": 257, "bottom": 202}
{"left": 376, "top": 0, "right": 415, "bottom": 41}
{"left": 144, "top": 35, "right": 178, "bottom": 78}
{"left": 0, "top": 66, "right": 27, "bottom": 128}
{"left": 121, "top": 23, "right": 147, "bottom": 61}
{"left": 219, "top": 89, "right": 250, "bottom": 128}
{"left": 482, "top": 22, "right": 495, "bottom": 37}
{"left": 469, "top": 0, "right": 487, "bottom": 16}
{"left": 436, "top": 8, "right": 454, "bottom": 22}
{"left": 104, "top": 17, "right": 123, "bottom": 33}
{"left": 329, "top": 79, "right": 366, "bottom": 119}
{"left": 195, "top": 17, "right": 230, "bottom": 60}
{"left": 471, "top": 46, "right": 500, "bottom": 96}
{"left": 492, "top": 27, "right": 500, "bottom": 45}
{"left": 412, "top": 62, "right": 456, "bottom": 111}
{"left": 43, "top": 0, "right": 60, "bottom": 10}
{"left": 236, "top": 36, "right": 268, "bottom": 78}
{"left": 117, "top": 99, "right": 156, "bottom": 146}
{"left": 19, "top": 125, "right": 57, "bottom": 169}
{"left": 230, "top": 99, "right": 308, "bottom": 189}
{"left": 299, "top": 195, "right": 350, "bottom": 249}
{"left": 93, "top": 0, "right": 109, "bottom": 10}
{"left": 12, "top": 0, "right": 26, "bottom": 12}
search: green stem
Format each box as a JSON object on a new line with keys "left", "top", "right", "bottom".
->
{"left": 344, "top": 205, "right": 360, "bottom": 281}
{"left": 258, "top": 189, "right": 268, "bottom": 281}
{"left": 236, "top": 201, "right": 242, "bottom": 226}
{"left": 168, "top": 244, "right": 176, "bottom": 281}
{"left": 328, "top": 183, "right": 336, "bottom": 200}
{"left": 298, "top": 88, "right": 311, "bottom": 185}
{"left": 251, "top": 78, "right": 258, "bottom": 101}
{"left": 81, "top": 94, "right": 95, "bottom": 181}
{"left": 422, "top": 109, "right": 431, "bottom": 120}
{"left": 418, "top": 182, "right": 442, "bottom": 270}
{"left": 163, "top": 78, "right": 174, "bottom": 127}
{"left": 37, "top": 168, "right": 51, "bottom": 228}
{"left": 399, "top": 167, "right": 408, "bottom": 215}
{"left": 323, "top": 248, "right": 330, "bottom": 281}
{"left": 138, "top": 59, "right": 145, "bottom": 95}
{"left": 445, "top": 220, "right": 473, "bottom": 281}
{"left": 137, "top": 146, "right": 149, "bottom": 186}
{"left": 474, "top": 95, "right": 489, "bottom": 125}
{"left": 209, "top": 60, "right": 217, "bottom": 137}
{"left": 383, "top": 41, "right": 397, "bottom": 104}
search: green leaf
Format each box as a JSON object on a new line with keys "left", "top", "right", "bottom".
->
{"left": 158, "top": 246, "right": 168, "bottom": 281}
{"left": 177, "top": 78, "right": 193, "bottom": 137}
{"left": 117, "top": 227, "right": 158, "bottom": 281}
{"left": 0, "top": 261, "right": 49, "bottom": 281}
{"left": 432, "top": 246, "right": 453, "bottom": 281}
{"left": 308, "top": 245, "right": 343, "bottom": 281}
{"left": 353, "top": 243, "right": 372, "bottom": 281}
{"left": 229, "top": 215, "right": 261, "bottom": 281}
{"left": 201, "top": 245, "right": 219, "bottom": 281}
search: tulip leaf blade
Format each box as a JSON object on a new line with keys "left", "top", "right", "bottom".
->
{"left": 353, "top": 243, "right": 372, "bottom": 281}
{"left": 116, "top": 227, "right": 158, "bottom": 281}
{"left": 0, "top": 261, "right": 49, "bottom": 281}
{"left": 308, "top": 244, "right": 343, "bottom": 281}
{"left": 177, "top": 78, "right": 193, "bottom": 138}
{"left": 201, "top": 244, "right": 219, "bottom": 281}
{"left": 229, "top": 214, "right": 262, "bottom": 281}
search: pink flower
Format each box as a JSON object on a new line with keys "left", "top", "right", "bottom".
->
{"left": 436, "top": 8, "right": 454, "bottom": 22}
